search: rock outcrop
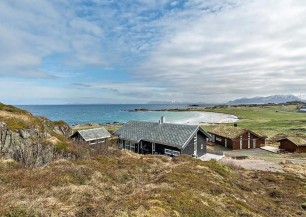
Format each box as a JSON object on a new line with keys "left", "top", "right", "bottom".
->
{"left": 0, "top": 103, "right": 74, "bottom": 167}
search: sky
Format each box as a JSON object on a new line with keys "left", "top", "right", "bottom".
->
{"left": 1, "top": 0, "right": 306, "bottom": 104}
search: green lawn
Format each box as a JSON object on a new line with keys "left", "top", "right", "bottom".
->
{"left": 201, "top": 104, "right": 306, "bottom": 141}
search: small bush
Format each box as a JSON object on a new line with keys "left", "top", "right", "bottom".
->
{"left": 3, "top": 206, "right": 38, "bottom": 217}
{"left": 269, "top": 190, "right": 282, "bottom": 198}
{"left": 53, "top": 120, "right": 67, "bottom": 126}
{"left": 55, "top": 142, "right": 69, "bottom": 152}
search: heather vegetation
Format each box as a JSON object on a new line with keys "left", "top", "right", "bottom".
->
{"left": 0, "top": 150, "right": 305, "bottom": 216}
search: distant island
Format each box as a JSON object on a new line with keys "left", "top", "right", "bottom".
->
{"left": 228, "top": 94, "right": 303, "bottom": 105}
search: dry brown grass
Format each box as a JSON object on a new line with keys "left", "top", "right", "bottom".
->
{"left": 0, "top": 110, "right": 43, "bottom": 131}
{"left": 0, "top": 111, "right": 32, "bottom": 122}
{"left": 282, "top": 162, "right": 306, "bottom": 178}
{"left": 0, "top": 150, "right": 305, "bottom": 217}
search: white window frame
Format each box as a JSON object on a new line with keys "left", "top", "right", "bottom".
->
{"left": 216, "top": 137, "right": 222, "bottom": 142}
{"left": 172, "top": 150, "right": 180, "bottom": 156}
{"left": 98, "top": 139, "right": 105, "bottom": 144}
{"left": 248, "top": 132, "right": 251, "bottom": 149}
{"left": 240, "top": 136, "right": 243, "bottom": 149}
{"left": 165, "top": 149, "right": 172, "bottom": 155}
{"left": 90, "top": 140, "right": 96, "bottom": 145}
{"left": 130, "top": 143, "right": 135, "bottom": 151}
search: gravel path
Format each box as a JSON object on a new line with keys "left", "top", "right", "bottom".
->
{"left": 221, "top": 157, "right": 284, "bottom": 172}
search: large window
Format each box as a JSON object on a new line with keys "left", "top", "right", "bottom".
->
{"left": 130, "top": 143, "right": 135, "bottom": 151}
{"left": 165, "top": 149, "right": 180, "bottom": 156}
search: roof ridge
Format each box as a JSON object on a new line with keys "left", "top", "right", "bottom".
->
{"left": 78, "top": 127, "right": 107, "bottom": 132}
{"left": 127, "top": 120, "right": 199, "bottom": 127}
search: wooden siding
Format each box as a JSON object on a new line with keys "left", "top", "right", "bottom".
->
{"left": 197, "top": 131, "right": 207, "bottom": 157}
{"left": 181, "top": 137, "right": 195, "bottom": 156}
{"left": 279, "top": 139, "right": 306, "bottom": 153}
{"left": 71, "top": 132, "right": 110, "bottom": 150}
{"left": 118, "top": 128, "right": 209, "bottom": 157}
{"left": 211, "top": 131, "right": 265, "bottom": 150}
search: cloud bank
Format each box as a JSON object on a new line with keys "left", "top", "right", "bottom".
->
{"left": 1, "top": 0, "right": 306, "bottom": 103}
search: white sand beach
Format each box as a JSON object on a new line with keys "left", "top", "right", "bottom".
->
{"left": 172, "top": 111, "right": 238, "bottom": 125}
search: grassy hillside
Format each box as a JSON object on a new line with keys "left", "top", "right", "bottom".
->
{"left": 202, "top": 104, "right": 306, "bottom": 140}
{"left": 0, "top": 150, "right": 305, "bottom": 217}
{"left": 0, "top": 102, "right": 44, "bottom": 131}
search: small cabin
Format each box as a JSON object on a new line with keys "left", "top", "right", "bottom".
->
{"left": 278, "top": 137, "right": 306, "bottom": 153}
{"left": 208, "top": 125, "right": 266, "bottom": 150}
{"left": 70, "top": 128, "right": 111, "bottom": 148}
{"left": 114, "top": 117, "right": 211, "bottom": 157}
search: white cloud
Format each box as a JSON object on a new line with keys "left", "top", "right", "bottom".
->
{"left": 137, "top": 0, "right": 306, "bottom": 102}
{"left": 0, "top": 0, "right": 108, "bottom": 78}
{"left": 2, "top": 0, "right": 306, "bottom": 103}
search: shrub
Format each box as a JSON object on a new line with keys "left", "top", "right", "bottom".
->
{"left": 3, "top": 206, "right": 38, "bottom": 217}
{"left": 55, "top": 142, "right": 69, "bottom": 152}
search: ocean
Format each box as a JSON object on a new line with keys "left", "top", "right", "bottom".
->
{"left": 16, "top": 104, "right": 237, "bottom": 125}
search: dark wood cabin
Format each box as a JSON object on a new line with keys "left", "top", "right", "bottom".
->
{"left": 278, "top": 137, "right": 306, "bottom": 153}
{"left": 208, "top": 125, "right": 266, "bottom": 150}
{"left": 70, "top": 127, "right": 111, "bottom": 149}
{"left": 114, "top": 117, "right": 210, "bottom": 157}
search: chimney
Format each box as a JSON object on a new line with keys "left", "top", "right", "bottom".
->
{"left": 159, "top": 116, "right": 165, "bottom": 124}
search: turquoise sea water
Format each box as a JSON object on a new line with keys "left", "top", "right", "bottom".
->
{"left": 16, "top": 104, "right": 234, "bottom": 125}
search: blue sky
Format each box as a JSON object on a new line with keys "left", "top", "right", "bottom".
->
{"left": 1, "top": 0, "right": 306, "bottom": 104}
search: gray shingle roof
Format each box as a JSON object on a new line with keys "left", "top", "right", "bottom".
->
{"left": 76, "top": 128, "right": 111, "bottom": 141}
{"left": 114, "top": 121, "right": 207, "bottom": 148}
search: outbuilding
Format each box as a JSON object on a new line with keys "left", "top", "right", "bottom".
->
{"left": 208, "top": 125, "right": 266, "bottom": 150}
{"left": 70, "top": 127, "right": 111, "bottom": 148}
{"left": 114, "top": 117, "right": 210, "bottom": 157}
{"left": 277, "top": 137, "right": 306, "bottom": 153}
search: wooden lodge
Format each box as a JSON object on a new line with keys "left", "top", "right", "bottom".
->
{"left": 278, "top": 137, "right": 306, "bottom": 153}
{"left": 114, "top": 117, "right": 210, "bottom": 157}
{"left": 70, "top": 127, "right": 111, "bottom": 148}
{"left": 208, "top": 125, "right": 266, "bottom": 150}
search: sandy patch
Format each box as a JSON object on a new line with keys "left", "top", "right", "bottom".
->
{"left": 173, "top": 112, "right": 238, "bottom": 125}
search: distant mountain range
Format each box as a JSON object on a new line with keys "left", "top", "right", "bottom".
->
{"left": 228, "top": 95, "right": 303, "bottom": 105}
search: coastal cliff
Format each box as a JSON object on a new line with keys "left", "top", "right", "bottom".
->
{"left": 0, "top": 103, "right": 73, "bottom": 167}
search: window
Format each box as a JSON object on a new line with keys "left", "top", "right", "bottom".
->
{"left": 201, "top": 144, "right": 204, "bottom": 150}
{"left": 216, "top": 137, "right": 222, "bottom": 142}
{"left": 240, "top": 136, "right": 243, "bottom": 149}
{"left": 130, "top": 143, "right": 135, "bottom": 151}
{"left": 90, "top": 140, "right": 96, "bottom": 145}
{"left": 173, "top": 151, "right": 180, "bottom": 156}
{"left": 98, "top": 139, "right": 105, "bottom": 144}
{"left": 248, "top": 132, "right": 251, "bottom": 148}
{"left": 126, "top": 143, "right": 130, "bottom": 150}
{"left": 165, "top": 149, "right": 172, "bottom": 155}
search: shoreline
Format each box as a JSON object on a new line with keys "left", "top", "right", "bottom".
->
{"left": 171, "top": 111, "right": 238, "bottom": 125}
{"left": 71, "top": 111, "right": 238, "bottom": 127}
